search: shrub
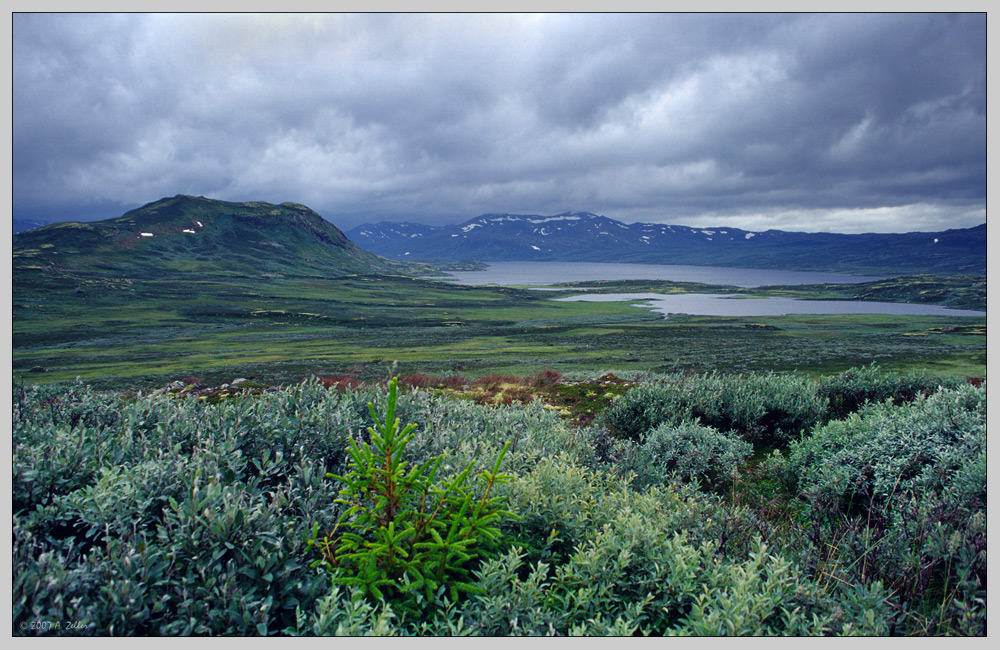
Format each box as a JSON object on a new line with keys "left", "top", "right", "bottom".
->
{"left": 788, "top": 383, "right": 986, "bottom": 634}
{"left": 472, "top": 374, "right": 521, "bottom": 388}
{"left": 12, "top": 375, "right": 986, "bottom": 636}
{"left": 438, "top": 374, "right": 468, "bottom": 389}
{"left": 495, "top": 451, "right": 781, "bottom": 571}
{"left": 12, "top": 379, "right": 364, "bottom": 635}
{"left": 631, "top": 420, "right": 754, "bottom": 489}
{"left": 391, "top": 389, "right": 585, "bottom": 474}
{"left": 789, "top": 383, "right": 986, "bottom": 513}
{"left": 397, "top": 373, "right": 438, "bottom": 388}
{"left": 817, "top": 364, "right": 962, "bottom": 420}
{"left": 602, "top": 372, "right": 826, "bottom": 447}
{"left": 317, "top": 374, "right": 361, "bottom": 390}
{"left": 598, "top": 384, "right": 678, "bottom": 442}
{"left": 294, "top": 462, "right": 893, "bottom": 636}
{"left": 529, "top": 369, "right": 563, "bottom": 388}
{"left": 494, "top": 452, "right": 631, "bottom": 565}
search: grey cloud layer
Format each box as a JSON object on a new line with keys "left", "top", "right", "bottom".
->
{"left": 13, "top": 13, "right": 985, "bottom": 232}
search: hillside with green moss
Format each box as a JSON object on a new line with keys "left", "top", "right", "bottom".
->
{"left": 13, "top": 195, "right": 411, "bottom": 277}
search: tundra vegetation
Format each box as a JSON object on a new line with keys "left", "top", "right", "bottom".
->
{"left": 13, "top": 198, "right": 984, "bottom": 386}
{"left": 13, "top": 269, "right": 986, "bottom": 388}
{"left": 13, "top": 366, "right": 985, "bottom": 635}
{"left": 11, "top": 197, "right": 986, "bottom": 635}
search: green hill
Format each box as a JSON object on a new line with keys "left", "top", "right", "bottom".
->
{"left": 13, "top": 195, "right": 407, "bottom": 276}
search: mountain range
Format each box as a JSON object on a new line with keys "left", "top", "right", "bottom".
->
{"left": 14, "top": 199, "right": 987, "bottom": 278}
{"left": 348, "top": 212, "right": 987, "bottom": 276}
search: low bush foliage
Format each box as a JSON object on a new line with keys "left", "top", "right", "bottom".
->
{"left": 790, "top": 383, "right": 986, "bottom": 513}
{"left": 817, "top": 363, "right": 963, "bottom": 420}
{"left": 291, "top": 490, "right": 892, "bottom": 636}
{"left": 12, "top": 371, "right": 985, "bottom": 636}
{"left": 602, "top": 371, "right": 826, "bottom": 447}
{"left": 788, "top": 383, "right": 987, "bottom": 634}
{"left": 631, "top": 420, "right": 754, "bottom": 489}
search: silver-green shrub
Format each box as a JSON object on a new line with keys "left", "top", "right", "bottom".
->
{"left": 788, "top": 383, "right": 986, "bottom": 635}
{"left": 631, "top": 420, "right": 754, "bottom": 489}
{"left": 13, "top": 379, "right": 380, "bottom": 635}
{"left": 817, "top": 363, "right": 964, "bottom": 420}
{"left": 602, "top": 371, "right": 826, "bottom": 446}
{"left": 291, "top": 482, "right": 892, "bottom": 636}
{"left": 789, "top": 383, "right": 986, "bottom": 510}
{"left": 11, "top": 379, "right": 594, "bottom": 636}
{"left": 12, "top": 375, "right": 984, "bottom": 636}
{"left": 291, "top": 474, "right": 892, "bottom": 636}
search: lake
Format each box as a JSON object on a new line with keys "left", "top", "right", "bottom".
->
{"left": 436, "top": 261, "right": 883, "bottom": 288}
{"left": 554, "top": 292, "right": 986, "bottom": 319}
{"left": 437, "top": 261, "right": 985, "bottom": 319}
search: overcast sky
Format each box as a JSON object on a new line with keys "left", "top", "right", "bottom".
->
{"left": 12, "top": 12, "right": 986, "bottom": 233}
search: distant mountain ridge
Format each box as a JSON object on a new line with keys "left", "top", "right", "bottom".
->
{"left": 13, "top": 218, "right": 54, "bottom": 234}
{"left": 13, "top": 195, "right": 408, "bottom": 276}
{"left": 347, "top": 211, "right": 986, "bottom": 276}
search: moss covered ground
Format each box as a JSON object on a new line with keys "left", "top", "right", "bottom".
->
{"left": 13, "top": 267, "right": 985, "bottom": 389}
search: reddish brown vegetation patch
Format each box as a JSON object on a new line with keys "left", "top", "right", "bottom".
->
{"left": 473, "top": 374, "right": 522, "bottom": 387}
{"left": 317, "top": 374, "right": 362, "bottom": 390}
{"left": 397, "top": 373, "right": 439, "bottom": 388}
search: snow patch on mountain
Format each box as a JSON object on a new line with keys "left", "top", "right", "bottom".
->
{"left": 526, "top": 215, "right": 581, "bottom": 224}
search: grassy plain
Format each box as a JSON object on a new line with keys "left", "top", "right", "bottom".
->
{"left": 12, "top": 264, "right": 986, "bottom": 389}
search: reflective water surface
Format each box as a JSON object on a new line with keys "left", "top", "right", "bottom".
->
{"left": 436, "top": 261, "right": 983, "bottom": 318}
{"left": 437, "top": 261, "right": 884, "bottom": 288}
{"left": 553, "top": 292, "right": 985, "bottom": 319}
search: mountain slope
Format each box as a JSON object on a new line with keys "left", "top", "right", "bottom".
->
{"left": 14, "top": 195, "right": 407, "bottom": 276}
{"left": 348, "top": 212, "right": 986, "bottom": 275}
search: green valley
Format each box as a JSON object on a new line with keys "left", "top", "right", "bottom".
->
{"left": 13, "top": 268, "right": 986, "bottom": 388}
{"left": 13, "top": 197, "right": 985, "bottom": 388}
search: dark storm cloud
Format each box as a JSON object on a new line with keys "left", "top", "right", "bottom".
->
{"left": 12, "top": 13, "right": 986, "bottom": 233}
